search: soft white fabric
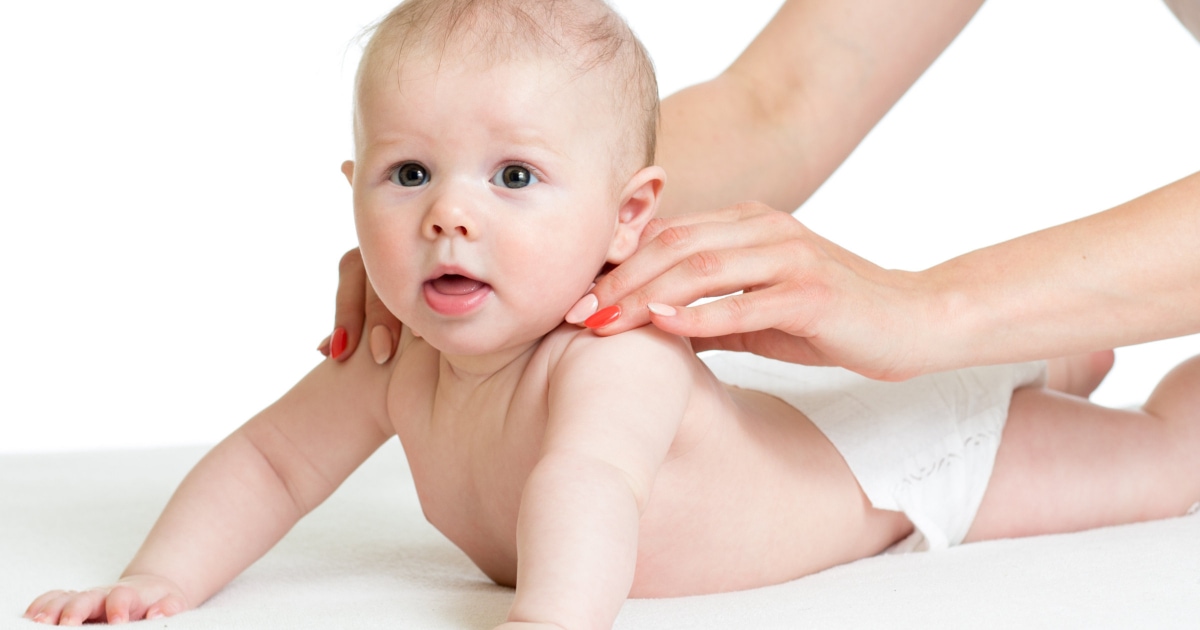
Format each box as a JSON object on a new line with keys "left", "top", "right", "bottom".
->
{"left": 3, "top": 441, "right": 1198, "bottom": 629}
{"left": 704, "top": 353, "right": 1046, "bottom": 550}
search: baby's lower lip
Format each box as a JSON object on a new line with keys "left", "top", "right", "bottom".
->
{"left": 423, "top": 277, "right": 492, "bottom": 316}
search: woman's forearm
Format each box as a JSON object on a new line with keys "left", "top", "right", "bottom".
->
{"left": 923, "top": 169, "right": 1200, "bottom": 371}
{"left": 655, "top": 0, "right": 985, "bottom": 218}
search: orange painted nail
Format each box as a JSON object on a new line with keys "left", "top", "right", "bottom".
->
{"left": 331, "top": 327, "right": 348, "bottom": 359}
{"left": 584, "top": 305, "right": 621, "bottom": 329}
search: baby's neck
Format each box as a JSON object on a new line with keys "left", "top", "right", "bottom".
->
{"left": 429, "top": 339, "right": 544, "bottom": 434}
{"left": 436, "top": 338, "right": 543, "bottom": 393}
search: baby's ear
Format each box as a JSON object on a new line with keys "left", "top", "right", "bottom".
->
{"left": 341, "top": 160, "right": 355, "bottom": 185}
{"left": 607, "top": 165, "right": 666, "bottom": 264}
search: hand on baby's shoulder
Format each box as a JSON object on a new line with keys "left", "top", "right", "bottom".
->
{"left": 25, "top": 574, "right": 188, "bottom": 625}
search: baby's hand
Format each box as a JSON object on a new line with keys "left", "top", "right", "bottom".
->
{"left": 24, "top": 574, "right": 188, "bottom": 625}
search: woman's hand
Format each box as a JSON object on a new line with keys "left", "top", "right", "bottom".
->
{"left": 24, "top": 574, "right": 189, "bottom": 625}
{"left": 317, "top": 248, "right": 402, "bottom": 364}
{"left": 565, "top": 203, "right": 935, "bottom": 381}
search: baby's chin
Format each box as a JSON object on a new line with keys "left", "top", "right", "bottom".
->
{"left": 415, "top": 321, "right": 553, "bottom": 360}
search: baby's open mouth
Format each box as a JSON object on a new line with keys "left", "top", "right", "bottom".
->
{"left": 428, "top": 274, "right": 489, "bottom": 295}
{"left": 423, "top": 273, "right": 493, "bottom": 316}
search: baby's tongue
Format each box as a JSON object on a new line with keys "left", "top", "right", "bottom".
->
{"left": 431, "top": 274, "right": 486, "bottom": 295}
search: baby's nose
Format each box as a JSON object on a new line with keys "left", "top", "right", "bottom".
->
{"left": 421, "top": 198, "right": 477, "bottom": 240}
{"left": 429, "top": 221, "right": 469, "bottom": 237}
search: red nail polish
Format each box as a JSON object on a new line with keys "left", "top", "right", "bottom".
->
{"left": 584, "top": 305, "right": 621, "bottom": 329}
{"left": 331, "top": 327, "right": 348, "bottom": 359}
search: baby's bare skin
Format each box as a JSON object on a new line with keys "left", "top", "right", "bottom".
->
{"left": 390, "top": 322, "right": 913, "bottom": 597}
{"left": 25, "top": 0, "right": 1200, "bottom": 625}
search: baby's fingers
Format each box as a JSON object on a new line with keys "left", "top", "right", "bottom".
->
{"left": 35, "top": 590, "right": 106, "bottom": 625}
{"left": 25, "top": 590, "right": 66, "bottom": 619}
{"left": 104, "top": 585, "right": 145, "bottom": 624}
{"left": 26, "top": 590, "right": 74, "bottom": 624}
{"left": 144, "top": 593, "right": 188, "bottom": 620}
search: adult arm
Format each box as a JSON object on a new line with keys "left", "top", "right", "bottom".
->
{"left": 914, "top": 170, "right": 1200, "bottom": 374}
{"left": 654, "top": 0, "right": 985, "bottom": 218}
{"left": 569, "top": 0, "right": 1200, "bottom": 376}
{"left": 581, "top": 171, "right": 1200, "bottom": 380}
{"left": 1165, "top": 0, "right": 1200, "bottom": 41}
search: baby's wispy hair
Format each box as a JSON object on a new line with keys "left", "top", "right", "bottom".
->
{"left": 353, "top": 0, "right": 659, "bottom": 169}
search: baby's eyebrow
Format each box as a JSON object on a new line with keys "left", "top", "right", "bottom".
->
{"left": 357, "top": 133, "right": 423, "bottom": 158}
{"left": 493, "top": 127, "right": 566, "bottom": 159}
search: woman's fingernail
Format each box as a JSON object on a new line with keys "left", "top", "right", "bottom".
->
{"left": 564, "top": 294, "right": 599, "bottom": 324}
{"left": 369, "top": 326, "right": 393, "bottom": 364}
{"left": 584, "top": 305, "right": 621, "bottom": 329}
{"left": 330, "top": 327, "right": 348, "bottom": 360}
{"left": 647, "top": 303, "right": 677, "bottom": 317}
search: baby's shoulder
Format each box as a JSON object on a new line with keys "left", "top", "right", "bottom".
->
{"left": 540, "top": 323, "right": 698, "bottom": 389}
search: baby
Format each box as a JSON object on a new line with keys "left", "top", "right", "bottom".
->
{"left": 26, "top": 0, "right": 1200, "bottom": 628}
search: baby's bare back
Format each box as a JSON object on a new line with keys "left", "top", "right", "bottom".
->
{"left": 387, "top": 326, "right": 912, "bottom": 597}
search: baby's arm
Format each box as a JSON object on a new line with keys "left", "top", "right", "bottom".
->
{"left": 25, "top": 341, "right": 395, "bottom": 625}
{"left": 501, "top": 328, "right": 693, "bottom": 630}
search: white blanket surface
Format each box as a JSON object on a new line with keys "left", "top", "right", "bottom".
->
{"left": 3, "top": 441, "right": 1197, "bottom": 629}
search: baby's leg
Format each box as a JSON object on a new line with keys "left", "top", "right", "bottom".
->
{"left": 965, "top": 355, "right": 1200, "bottom": 542}
{"left": 1045, "top": 349, "right": 1115, "bottom": 398}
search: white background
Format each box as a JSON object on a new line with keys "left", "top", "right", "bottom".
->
{"left": 2, "top": 1, "right": 1199, "bottom": 453}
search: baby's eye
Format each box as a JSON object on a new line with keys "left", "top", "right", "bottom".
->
{"left": 492, "top": 165, "right": 538, "bottom": 189}
{"left": 390, "top": 162, "right": 428, "bottom": 187}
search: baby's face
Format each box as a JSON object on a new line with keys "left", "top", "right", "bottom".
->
{"left": 349, "top": 49, "right": 628, "bottom": 357}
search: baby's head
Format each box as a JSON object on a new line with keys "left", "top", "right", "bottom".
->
{"left": 343, "top": 0, "right": 664, "bottom": 357}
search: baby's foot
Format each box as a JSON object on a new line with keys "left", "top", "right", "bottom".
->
{"left": 1046, "top": 350, "right": 1115, "bottom": 398}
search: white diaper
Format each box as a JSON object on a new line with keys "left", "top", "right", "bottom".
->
{"left": 700, "top": 351, "right": 1047, "bottom": 552}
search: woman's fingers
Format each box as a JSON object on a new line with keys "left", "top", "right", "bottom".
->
{"left": 615, "top": 204, "right": 792, "bottom": 301}
{"left": 646, "top": 283, "right": 803, "bottom": 339}
{"left": 613, "top": 243, "right": 803, "bottom": 334}
{"left": 320, "top": 247, "right": 403, "bottom": 363}
{"left": 636, "top": 201, "right": 776, "bottom": 249}
{"left": 652, "top": 286, "right": 835, "bottom": 366}
{"left": 363, "top": 277, "right": 402, "bottom": 364}
{"left": 569, "top": 199, "right": 932, "bottom": 380}
{"left": 580, "top": 205, "right": 804, "bottom": 332}
{"left": 690, "top": 328, "right": 828, "bottom": 366}
{"left": 325, "top": 248, "right": 369, "bottom": 361}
